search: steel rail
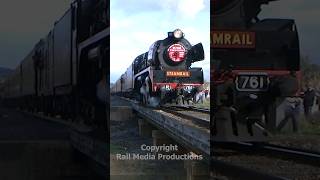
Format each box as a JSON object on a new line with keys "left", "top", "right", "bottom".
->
{"left": 117, "top": 97, "right": 288, "bottom": 179}
{"left": 255, "top": 143, "right": 320, "bottom": 167}
{"left": 131, "top": 102, "right": 210, "bottom": 155}
{"left": 160, "top": 106, "right": 210, "bottom": 127}
{"left": 21, "top": 110, "right": 107, "bottom": 178}
{"left": 211, "top": 158, "right": 289, "bottom": 180}
{"left": 213, "top": 142, "right": 320, "bottom": 167}
{"left": 167, "top": 105, "right": 210, "bottom": 114}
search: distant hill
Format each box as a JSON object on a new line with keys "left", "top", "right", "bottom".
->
{"left": 0, "top": 67, "right": 13, "bottom": 78}
{"left": 0, "top": 67, "right": 13, "bottom": 82}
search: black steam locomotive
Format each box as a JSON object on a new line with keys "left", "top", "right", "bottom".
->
{"left": 211, "top": 0, "right": 300, "bottom": 141}
{"left": 111, "top": 29, "right": 205, "bottom": 106}
{"left": 1, "top": 0, "right": 108, "bottom": 135}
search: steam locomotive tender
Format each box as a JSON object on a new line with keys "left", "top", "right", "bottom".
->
{"left": 112, "top": 29, "right": 205, "bottom": 106}
{"left": 211, "top": 0, "right": 300, "bottom": 142}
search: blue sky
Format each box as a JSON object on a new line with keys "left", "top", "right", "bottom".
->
{"left": 110, "top": 0, "right": 210, "bottom": 83}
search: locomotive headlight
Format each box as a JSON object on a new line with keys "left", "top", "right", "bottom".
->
{"left": 173, "top": 29, "right": 184, "bottom": 39}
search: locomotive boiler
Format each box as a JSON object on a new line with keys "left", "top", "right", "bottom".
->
{"left": 111, "top": 29, "right": 205, "bottom": 106}
{"left": 211, "top": 0, "right": 301, "bottom": 141}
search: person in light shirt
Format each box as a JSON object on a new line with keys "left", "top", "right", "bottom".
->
{"left": 277, "top": 97, "right": 301, "bottom": 132}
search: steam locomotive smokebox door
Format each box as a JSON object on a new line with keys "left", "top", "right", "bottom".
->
{"left": 157, "top": 39, "right": 192, "bottom": 70}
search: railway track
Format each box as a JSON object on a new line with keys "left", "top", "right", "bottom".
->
{"left": 129, "top": 100, "right": 287, "bottom": 180}
{"left": 210, "top": 158, "right": 289, "bottom": 180}
{"left": 158, "top": 104, "right": 319, "bottom": 178}
{"left": 160, "top": 105, "right": 210, "bottom": 127}
{"left": 149, "top": 105, "right": 290, "bottom": 179}
{"left": 118, "top": 97, "right": 319, "bottom": 179}
{"left": 129, "top": 100, "right": 289, "bottom": 179}
{"left": 168, "top": 105, "right": 210, "bottom": 113}
{"left": 22, "top": 110, "right": 107, "bottom": 178}
{"left": 213, "top": 142, "right": 320, "bottom": 167}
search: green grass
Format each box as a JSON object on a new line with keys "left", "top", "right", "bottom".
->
{"left": 110, "top": 144, "right": 126, "bottom": 154}
{"left": 300, "top": 115, "right": 320, "bottom": 135}
{"left": 276, "top": 113, "right": 320, "bottom": 135}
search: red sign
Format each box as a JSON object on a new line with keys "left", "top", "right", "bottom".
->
{"left": 166, "top": 71, "right": 190, "bottom": 77}
{"left": 167, "top": 44, "right": 186, "bottom": 62}
{"left": 211, "top": 31, "right": 256, "bottom": 48}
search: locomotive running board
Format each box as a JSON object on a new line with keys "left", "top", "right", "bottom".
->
{"left": 212, "top": 107, "right": 268, "bottom": 142}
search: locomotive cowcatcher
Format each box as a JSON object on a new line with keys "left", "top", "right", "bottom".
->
{"left": 112, "top": 29, "right": 205, "bottom": 106}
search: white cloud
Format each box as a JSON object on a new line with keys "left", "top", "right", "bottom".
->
{"left": 177, "top": 0, "right": 205, "bottom": 19}
{"left": 110, "top": 18, "right": 133, "bottom": 30}
{"left": 110, "top": 0, "right": 210, "bottom": 82}
{"left": 156, "top": 0, "right": 205, "bottom": 19}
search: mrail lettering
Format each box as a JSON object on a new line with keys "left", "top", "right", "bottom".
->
{"left": 211, "top": 31, "right": 255, "bottom": 48}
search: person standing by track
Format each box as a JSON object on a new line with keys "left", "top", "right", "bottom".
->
{"left": 277, "top": 97, "right": 301, "bottom": 132}
{"left": 303, "top": 85, "right": 315, "bottom": 118}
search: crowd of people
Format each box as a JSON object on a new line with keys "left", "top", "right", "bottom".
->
{"left": 177, "top": 84, "right": 317, "bottom": 133}
{"left": 177, "top": 87, "right": 209, "bottom": 105}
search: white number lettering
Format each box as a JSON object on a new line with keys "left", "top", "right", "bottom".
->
{"left": 260, "top": 77, "right": 264, "bottom": 89}
{"left": 249, "top": 76, "right": 259, "bottom": 89}
{"left": 238, "top": 75, "right": 267, "bottom": 91}
{"left": 242, "top": 76, "right": 249, "bottom": 89}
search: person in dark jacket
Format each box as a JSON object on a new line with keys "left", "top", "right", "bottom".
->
{"left": 303, "top": 85, "right": 315, "bottom": 117}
